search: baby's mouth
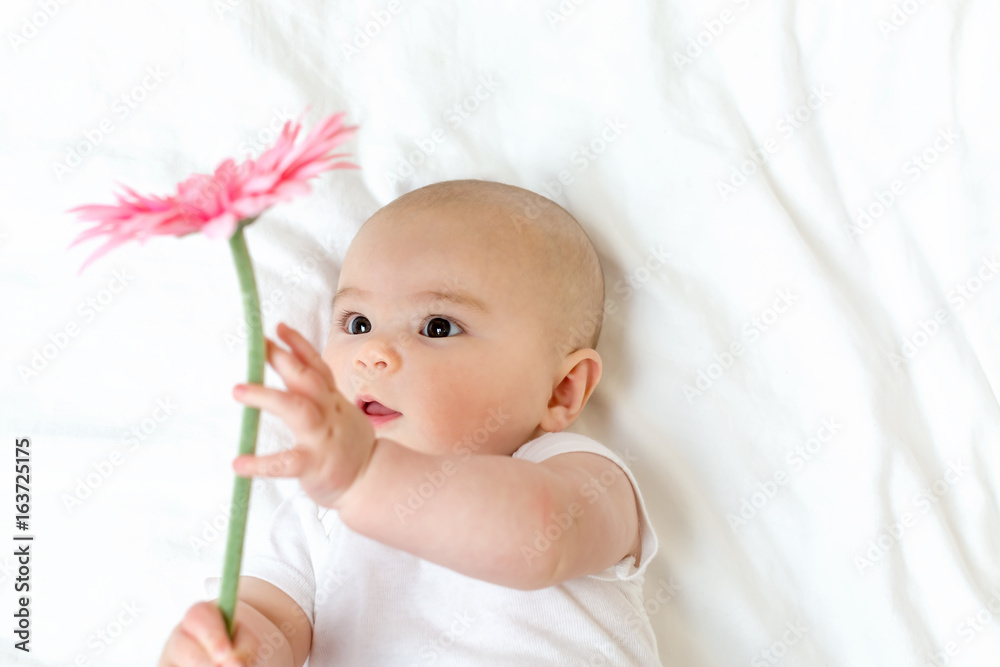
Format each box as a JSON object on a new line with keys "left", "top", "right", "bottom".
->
{"left": 355, "top": 395, "right": 402, "bottom": 424}
{"left": 363, "top": 401, "right": 399, "bottom": 416}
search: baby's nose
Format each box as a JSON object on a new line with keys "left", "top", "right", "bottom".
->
{"left": 354, "top": 337, "right": 400, "bottom": 374}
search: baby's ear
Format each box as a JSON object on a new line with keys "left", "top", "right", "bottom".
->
{"left": 539, "top": 349, "right": 602, "bottom": 433}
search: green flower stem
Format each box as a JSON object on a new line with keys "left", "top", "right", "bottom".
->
{"left": 219, "top": 217, "right": 264, "bottom": 638}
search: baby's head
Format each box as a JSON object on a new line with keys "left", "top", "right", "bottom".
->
{"left": 321, "top": 179, "right": 604, "bottom": 457}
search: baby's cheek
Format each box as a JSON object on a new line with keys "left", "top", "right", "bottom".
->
{"left": 421, "top": 364, "right": 492, "bottom": 445}
{"left": 457, "top": 375, "right": 526, "bottom": 452}
{"left": 320, "top": 346, "right": 350, "bottom": 387}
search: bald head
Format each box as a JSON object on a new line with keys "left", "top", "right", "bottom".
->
{"left": 372, "top": 180, "right": 605, "bottom": 357}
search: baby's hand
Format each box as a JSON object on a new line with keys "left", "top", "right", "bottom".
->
{"left": 158, "top": 601, "right": 270, "bottom": 667}
{"left": 231, "top": 322, "right": 376, "bottom": 508}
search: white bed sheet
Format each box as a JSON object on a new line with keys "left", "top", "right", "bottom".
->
{"left": 1, "top": 0, "right": 999, "bottom": 665}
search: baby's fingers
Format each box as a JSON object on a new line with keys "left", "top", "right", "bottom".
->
{"left": 233, "top": 446, "right": 310, "bottom": 479}
{"left": 160, "top": 630, "right": 219, "bottom": 667}
{"left": 177, "top": 601, "right": 241, "bottom": 665}
{"left": 276, "top": 322, "right": 336, "bottom": 392}
{"left": 233, "top": 383, "right": 325, "bottom": 434}
{"left": 264, "top": 336, "right": 331, "bottom": 399}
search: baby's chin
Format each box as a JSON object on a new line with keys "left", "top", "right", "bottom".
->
{"left": 375, "top": 422, "right": 526, "bottom": 458}
{"left": 373, "top": 421, "right": 453, "bottom": 456}
{"left": 370, "top": 419, "right": 414, "bottom": 447}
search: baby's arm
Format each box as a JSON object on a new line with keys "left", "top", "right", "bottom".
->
{"left": 334, "top": 440, "right": 642, "bottom": 590}
{"left": 238, "top": 577, "right": 313, "bottom": 666}
{"left": 158, "top": 577, "right": 311, "bottom": 667}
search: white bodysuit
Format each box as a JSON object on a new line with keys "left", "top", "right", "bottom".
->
{"left": 207, "top": 430, "right": 661, "bottom": 666}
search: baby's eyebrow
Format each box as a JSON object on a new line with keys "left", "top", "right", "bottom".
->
{"left": 332, "top": 286, "right": 368, "bottom": 307}
{"left": 414, "top": 289, "right": 490, "bottom": 314}
{"left": 332, "top": 286, "right": 489, "bottom": 314}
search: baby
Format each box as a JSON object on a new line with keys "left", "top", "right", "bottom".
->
{"left": 158, "top": 179, "right": 660, "bottom": 666}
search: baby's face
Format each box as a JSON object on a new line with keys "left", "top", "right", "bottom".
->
{"left": 321, "top": 201, "right": 559, "bottom": 457}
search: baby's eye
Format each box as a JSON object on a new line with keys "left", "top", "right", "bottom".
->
{"left": 421, "top": 317, "right": 463, "bottom": 338}
{"left": 344, "top": 314, "right": 372, "bottom": 335}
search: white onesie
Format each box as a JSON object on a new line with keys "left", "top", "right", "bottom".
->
{"left": 206, "top": 430, "right": 661, "bottom": 666}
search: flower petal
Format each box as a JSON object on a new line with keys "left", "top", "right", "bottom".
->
{"left": 69, "top": 111, "right": 357, "bottom": 272}
{"left": 201, "top": 213, "right": 239, "bottom": 240}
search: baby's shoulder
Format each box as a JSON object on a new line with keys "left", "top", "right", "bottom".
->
{"left": 512, "top": 431, "right": 637, "bottom": 470}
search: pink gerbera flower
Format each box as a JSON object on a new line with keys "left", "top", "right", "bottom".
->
{"left": 66, "top": 110, "right": 358, "bottom": 639}
{"left": 68, "top": 111, "right": 357, "bottom": 273}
